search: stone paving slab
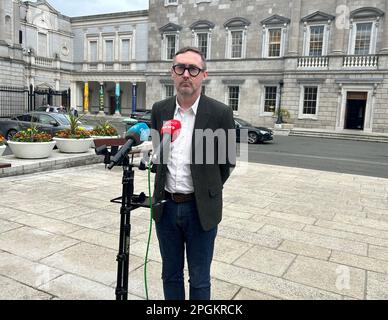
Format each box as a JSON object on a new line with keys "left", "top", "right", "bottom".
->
{"left": 1, "top": 161, "right": 388, "bottom": 300}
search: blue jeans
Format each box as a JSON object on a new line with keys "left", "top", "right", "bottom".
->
{"left": 155, "top": 198, "right": 217, "bottom": 300}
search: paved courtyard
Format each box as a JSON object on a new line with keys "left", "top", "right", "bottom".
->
{"left": 1, "top": 161, "right": 388, "bottom": 300}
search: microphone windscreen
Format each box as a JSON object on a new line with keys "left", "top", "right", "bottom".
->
{"left": 126, "top": 122, "right": 150, "bottom": 146}
{"left": 161, "top": 119, "right": 181, "bottom": 142}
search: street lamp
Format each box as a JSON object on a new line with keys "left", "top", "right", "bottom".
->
{"left": 276, "top": 80, "right": 284, "bottom": 124}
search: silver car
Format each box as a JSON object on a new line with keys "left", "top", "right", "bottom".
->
{"left": 0, "top": 111, "right": 93, "bottom": 140}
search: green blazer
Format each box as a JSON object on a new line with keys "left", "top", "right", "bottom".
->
{"left": 151, "top": 94, "right": 236, "bottom": 231}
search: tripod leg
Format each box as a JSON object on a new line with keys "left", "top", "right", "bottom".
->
{"left": 115, "top": 164, "right": 134, "bottom": 300}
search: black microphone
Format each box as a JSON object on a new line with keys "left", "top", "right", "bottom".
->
{"left": 151, "top": 119, "right": 181, "bottom": 165}
{"left": 108, "top": 122, "right": 150, "bottom": 169}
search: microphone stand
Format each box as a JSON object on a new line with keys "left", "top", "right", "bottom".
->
{"left": 95, "top": 139, "right": 152, "bottom": 300}
{"left": 115, "top": 153, "right": 133, "bottom": 300}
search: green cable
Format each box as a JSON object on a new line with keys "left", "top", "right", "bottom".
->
{"left": 144, "top": 162, "right": 153, "bottom": 300}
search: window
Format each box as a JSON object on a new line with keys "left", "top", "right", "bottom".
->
{"left": 301, "top": 11, "right": 334, "bottom": 57}
{"left": 224, "top": 17, "right": 250, "bottom": 59}
{"left": 228, "top": 86, "right": 240, "bottom": 111}
{"left": 231, "top": 31, "right": 243, "bottom": 58}
{"left": 264, "top": 86, "right": 277, "bottom": 113}
{"left": 160, "top": 23, "right": 182, "bottom": 60}
{"left": 104, "top": 40, "right": 114, "bottom": 62}
{"left": 165, "top": 0, "right": 178, "bottom": 6}
{"left": 165, "top": 85, "right": 175, "bottom": 98}
{"left": 191, "top": 20, "right": 214, "bottom": 59}
{"left": 166, "top": 35, "right": 176, "bottom": 60}
{"left": 354, "top": 23, "right": 372, "bottom": 55}
{"left": 38, "top": 32, "right": 48, "bottom": 57}
{"left": 303, "top": 86, "right": 318, "bottom": 115}
{"left": 226, "top": 29, "right": 246, "bottom": 59}
{"left": 261, "top": 14, "right": 289, "bottom": 58}
{"left": 89, "top": 40, "right": 98, "bottom": 62}
{"left": 347, "top": 7, "right": 384, "bottom": 56}
{"left": 121, "top": 39, "right": 130, "bottom": 61}
{"left": 196, "top": 33, "right": 209, "bottom": 59}
{"left": 309, "top": 26, "right": 325, "bottom": 56}
{"left": 268, "top": 29, "right": 281, "bottom": 57}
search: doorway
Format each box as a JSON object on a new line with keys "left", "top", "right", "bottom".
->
{"left": 344, "top": 92, "right": 367, "bottom": 130}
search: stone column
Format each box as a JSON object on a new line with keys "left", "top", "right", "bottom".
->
{"left": 70, "top": 81, "right": 77, "bottom": 109}
{"left": 114, "top": 82, "right": 121, "bottom": 116}
{"left": 83, "top": 82, "right": 89, "bottom": 114}
{"left": 331, "top": 0, "right": 348, "bottom": 54}
{"left": 287, "top": 0, "right": 302, "bottom": 56}
{"left": 132, "top": 82, "right": 137, "bottom": 113}
{"left": 98, "top": 82, "right": 105, "bottom": 116}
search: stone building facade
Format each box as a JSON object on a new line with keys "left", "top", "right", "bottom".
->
{"left": 147, "top": 0, "right": 388, "bottom": 133}
{"left": 0, "top": 0, "right": 25, "bottom": 87}
{"left": 1, "top": 0, "right": 388, "bottom": 133}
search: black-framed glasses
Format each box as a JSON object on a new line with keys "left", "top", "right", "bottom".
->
{"left": 172, "top": 64, "right": 204, "bottom": 77}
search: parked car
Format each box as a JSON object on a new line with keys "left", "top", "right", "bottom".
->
{"left": 35, "top": 106, "right": 67, "bottom": 113}
{"left": 130, "top": 110, "right": 151, "bottom": 120}
{"left": 124, "top": 112, "right": 152, "bottom": 128}
{"left": 234, "top": 117, "right": 273, "bottom": 144}
{"left": 0, "top": 111, "right": 93, "bottom": 140}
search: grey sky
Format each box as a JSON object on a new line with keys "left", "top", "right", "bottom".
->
{"left": 32, "top": 0, "right": 149, "bottom": 17}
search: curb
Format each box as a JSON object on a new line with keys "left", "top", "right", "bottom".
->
{"left": 0, "top": 150, "right": 102, "bottom": 178}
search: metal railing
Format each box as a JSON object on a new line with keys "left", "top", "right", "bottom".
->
{"left": 0, "top": 86, "right": 29, "bottom": 117}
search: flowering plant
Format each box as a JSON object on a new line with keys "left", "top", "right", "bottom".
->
{"left": 11, "top": 127, "right": 53, "bottom": 142}
{"left": 55, "top": 113, "right": 91, "bottom": 139}
{"left": 0, "top": 134, "right": 6, "bottom": 146}
{"left": 90, "top": 121, "right": 118, "bottom": 136}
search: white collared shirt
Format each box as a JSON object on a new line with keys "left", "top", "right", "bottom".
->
{"left": 165, "top": 96, "right": 200, "bottom": 194}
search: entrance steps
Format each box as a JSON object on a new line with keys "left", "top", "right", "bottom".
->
{"left": 288, "top": 128, "right": 388, "bottom": 143}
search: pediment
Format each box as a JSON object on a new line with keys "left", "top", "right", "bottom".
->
{"left": 36, "top": 82, "right": 53, "bottom": 90}
{"left": 350, "top": 7, "right": 384, "bottom": 19}
{"left": 261, "top": 14, "right": 290, "bottom": 26}
{"left": 34, "top": 0, "right": 60, "bottom": 15}
{"left": 190, "top": 20, "right": 215, "bottom": 30}
{"left": 224, "top": 17, "right": 251, "bottom": 28}
{"left": 159, "top": 23, "right": 182, "bottom": 33}
{"left": 301, "top": 11, "right": 335, "bottom": 23}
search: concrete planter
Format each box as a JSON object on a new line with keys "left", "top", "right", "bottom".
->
{"left": 0, "top": 145, "right": 6, "bottom": 156}
{"left": 7, "top": 141, "right": 56, "bottom": 159}
{"left": 53, "top": 137, "right": 93, "bottom": 153}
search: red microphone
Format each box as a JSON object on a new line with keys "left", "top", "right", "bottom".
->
{"left": 152, "top": 119, "right": 181, "bottom": 164}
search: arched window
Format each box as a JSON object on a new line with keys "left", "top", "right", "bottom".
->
{"left": 224, "top": 17, "right": 250, "bottom": 59}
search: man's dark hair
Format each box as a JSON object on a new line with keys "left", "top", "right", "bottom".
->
{"left": 173, "top": 46, "right": 207, "bottom": 70}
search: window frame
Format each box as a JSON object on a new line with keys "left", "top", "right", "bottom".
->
{"left": 303, "top": 24, "right": 329, "bottom": 57}
{"left": 162, "top": 33, "right": 178, "bottom": 61}
{"left": 37, "top": 30, "right": 49, "bottom": 58}
{"left": 298, "top": 85, "right": 320, "bottom": 119}
{"left": 226, "top": 28, "right": 246, "bottom": 59}
{"left": 261, "top": 85, "right": 278, "bottom": 116}
{"left": 119, "top": 37, "right": 132, "bottom": 62}
{"left": 103, "top": 38, "right": 114, "bottom": 63}
{"left": 164, "top": 0, "right": 178, "bottom": 6}
{"left": 348, "top": 20, "right": 376, "bottom": 55}
{"left": 88, "top": 38, "right": 99, "bottom": 62}
{"left": 193, "top": 31, "right": 211, "bottom": 59}
{"left": 164, "top": 84, "right": 175, "bottom": 99}
{"left": 227, "top": 85, "right": 240, "bottom": 112}
{"left": 262, "top": 26, "right": 287, "bottom": 58}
